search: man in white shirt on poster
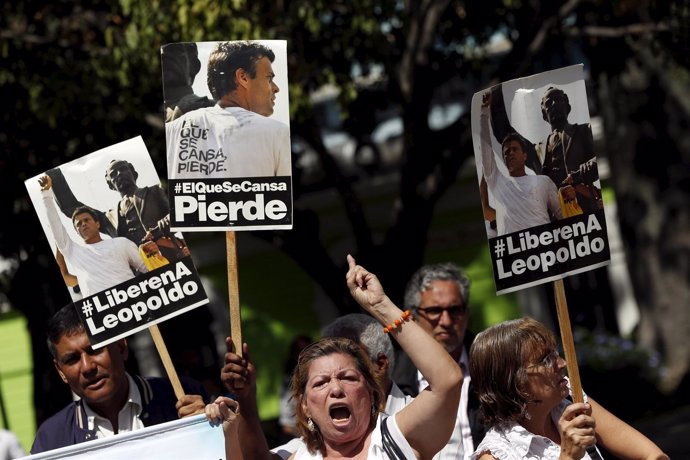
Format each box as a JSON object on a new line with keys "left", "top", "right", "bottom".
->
{"left": 478, "top": 92, "right": 561, "bottom": 236}
{"left": 38, "top": 175, "right": 148, "bottom": 297}
{"left": 166, "top": 41, "right": 291, "bottom": 179}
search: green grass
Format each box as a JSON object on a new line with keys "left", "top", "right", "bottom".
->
{"left": 0, "top": 312, "right": 34, "bottom": 453}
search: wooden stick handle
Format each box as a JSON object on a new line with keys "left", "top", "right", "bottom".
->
{"left": 553, "top": 279, "right": 584, "bottom": 403}
{"left": 148, "top": 323, "right": 185, "bottom": 400}
{"left": 226, "top": 231, "right": 242, "bottom": 358}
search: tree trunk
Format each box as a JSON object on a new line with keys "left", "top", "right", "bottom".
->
{"left": 598, "top": 48, "right": 690, "bottom": 393}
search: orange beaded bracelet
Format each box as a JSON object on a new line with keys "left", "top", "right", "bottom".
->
{"left": 383, "top": 310, "right": 412, "bottom": 334}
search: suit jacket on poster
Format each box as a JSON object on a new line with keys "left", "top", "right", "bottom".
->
{"left": 106, "top": 185, "right": 185, "bottom": 262}
{"left": 538, "top": 123, "right": 595, "bottom": 187}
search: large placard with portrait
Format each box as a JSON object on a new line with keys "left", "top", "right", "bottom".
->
{"left": 25, "top": 136, "right": 209, "bottom": 348}
{"left": 471, "top": 65, "right": 610, "bottom": 294}
{"left": 162, "top": 40, "right": 293, "bottom": 232}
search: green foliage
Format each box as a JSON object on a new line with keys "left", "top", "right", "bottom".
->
{"left": 200, "top": 244, "right": 321, "bottom": 419}
{"left": 4, "top": 0, "right": 690, "bottom": 431}
{"left": 0, "top": 314, "right": 34, "bottom": 451}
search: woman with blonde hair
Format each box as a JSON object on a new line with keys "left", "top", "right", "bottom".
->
{"left": 208, "top": 255, "right": 462, "bottom": 459}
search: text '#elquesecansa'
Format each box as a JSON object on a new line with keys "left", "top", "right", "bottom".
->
{"left": 170, "top": 177, "right": 291, "bottom": 226}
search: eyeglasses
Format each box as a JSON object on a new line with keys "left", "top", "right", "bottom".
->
{"left": 415, "top": 304, "right": 467, "bottom": 321}
{"left": 527, "top": 350, "right": 562, "bottom": 370}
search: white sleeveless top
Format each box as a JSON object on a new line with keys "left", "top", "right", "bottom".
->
{"left": 292, "top": 413, "right": 416, "bottom": 459}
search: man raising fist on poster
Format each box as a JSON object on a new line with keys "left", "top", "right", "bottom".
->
{"left": 478, "top": 91, "right": 561, "bottom": 235}
{"left": 38, "top": 175, "right": 150, "bottom": 297}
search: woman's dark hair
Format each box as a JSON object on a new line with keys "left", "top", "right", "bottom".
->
{"left": 469, "top": 317, "right": 557, "bottom": 425}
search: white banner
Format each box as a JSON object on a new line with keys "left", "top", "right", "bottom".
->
{"left": 21, "top": 415, "right": 225, "bottom": 460}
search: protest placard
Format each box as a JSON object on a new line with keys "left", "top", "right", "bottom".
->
{"left": 161, "top": 40, "right": 293, "bottom": 359}
{"left": 471, "top": 65, "right": 614, "bottom": 411}
{"left": 20, "top": 414, "right": 224, "bottom": 460}
{"left": 25, "top": 136, "right": 209, "bottom": 349}
{"left": 162, "top": 40, "right": 293, "bottom": 232}
{"left": 471, "top": 64, "right": 610, "bottom": 295}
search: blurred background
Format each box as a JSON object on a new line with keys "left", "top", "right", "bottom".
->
{"left": 1, "top": 0, "right": 689, "bottom": 457}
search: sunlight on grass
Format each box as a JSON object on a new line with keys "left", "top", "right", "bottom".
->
{"left": 0, "top": 313, "right": 34, "bottom": 452}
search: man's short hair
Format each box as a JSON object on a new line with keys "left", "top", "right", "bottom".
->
{"left": 321, "top": 314, "right": 395, "bottom": 377}
{"left": 207, "top": 41, "right": 276, "bottom": 100}
{"left": 105, "top": 159, "right": 138, "bottom": 191}
{"left": 403, "top": 263, "right": 471, "bottom": 313}
{"left": 501, "top": 132, "right": 527, "bottom": 153}
{"left": 71, "top": 206, "right": 100, "bottom": 227}
{"left": 47, "top": 304, "right": 84, "bottom": 358}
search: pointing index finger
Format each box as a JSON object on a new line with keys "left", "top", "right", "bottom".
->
{"left": 347, "top": 254, "right": 356, "bottom": 270}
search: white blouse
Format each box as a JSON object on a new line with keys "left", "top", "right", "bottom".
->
{"left": 471, "top": 396, "right": 603, "bottom": 460}
{"left": 291, "top": 413, "right": 416, "bottom": 459}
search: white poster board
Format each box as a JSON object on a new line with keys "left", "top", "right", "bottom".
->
{"left": 471, "top": 65, "right": 610, "bottom": 294}
{"left": 162, "top": 40, "right": 293, "bottom": 232}
{"left": 21, "top": 415, "right": 224, "bottom": 460}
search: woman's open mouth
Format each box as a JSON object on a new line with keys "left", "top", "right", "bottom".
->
{"left": 329, "top": 404, "right": 352, "bottom": 423}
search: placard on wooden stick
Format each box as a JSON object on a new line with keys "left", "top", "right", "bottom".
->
{"left": 162, "top": 40, "right": 294, "bottom": 357}
{"left": 150, "top": 324, "right": 185, "bottom": 399}
{"left": 226, "top": 231, "right": 242, "bottom": 358}
{"left": 553, "top": 279, "right": 584, "bottom": 403}
{"left": 470, "top": 65, "right": 613, "bottom": 396}
{"left": 25, "top": 136, "right": 211, "bottom": 400}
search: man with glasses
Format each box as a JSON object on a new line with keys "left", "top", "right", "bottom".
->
{"left": 392, "top": 262, "right": 486, "bottom": 460}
